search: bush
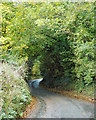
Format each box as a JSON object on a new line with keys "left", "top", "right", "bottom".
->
{"left": 39, "top": 2, "right": 94, "bottom": 95}
{"left": 0, "top": 63, "right": 32, "bottom": 119}
{"left": 1, "top": 2, "right": 94, "bottom": 96}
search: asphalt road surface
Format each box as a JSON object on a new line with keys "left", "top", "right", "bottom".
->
{"left": 28, "top": 79, "right": 94, "bottom": 118}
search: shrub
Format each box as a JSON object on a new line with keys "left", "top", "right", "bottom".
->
{"left": 0, "top": 63, "right": 32, "bottom": 119}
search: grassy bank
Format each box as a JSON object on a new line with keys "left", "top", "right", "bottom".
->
{"left": 0, "top": 63, "right": 32, "bottom": 119}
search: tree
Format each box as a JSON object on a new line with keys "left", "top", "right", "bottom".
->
{"left": 1, "top": 2, "right": 94, "bottom": 93}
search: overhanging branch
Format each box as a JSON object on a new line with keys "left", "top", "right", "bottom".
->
{"left": 0, "top": 42, "right": 9, "bottom": 46}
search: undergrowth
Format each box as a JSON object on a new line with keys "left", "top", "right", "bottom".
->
{"left": 0, "top": 63, "right": 32, "bottom": 119}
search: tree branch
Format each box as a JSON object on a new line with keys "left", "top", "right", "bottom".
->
{"left": 0, "top": 42, "right": 9, "bottom": 46}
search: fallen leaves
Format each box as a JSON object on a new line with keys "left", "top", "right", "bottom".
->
{"left": 21, "top": 97, "right": 38, "bottom": 118}
{"left": 41, "top": 85, "right": 95, "bottom": 104}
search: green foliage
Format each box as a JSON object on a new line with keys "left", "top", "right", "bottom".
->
{"left": 0, "top": 63, "right": 32, "bottom": 119}
{"left": 32, "top": 59, "right": 41, "bottom": 79}
{"left": 72, "top": 3, "right": 95, "bottom": 92}
{"left": 1, "top": 2, "right": 94, "bottom": 96}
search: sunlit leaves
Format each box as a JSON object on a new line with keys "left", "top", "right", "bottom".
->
{"left": 1, "top": 2, "right": 94, "bottom": 93}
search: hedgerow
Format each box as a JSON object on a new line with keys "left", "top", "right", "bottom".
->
{"left": 1, "top": 2, "right": 94, "bottom": 99}
{"left": 0, "top": 63, "right": 32, "bottom": 119}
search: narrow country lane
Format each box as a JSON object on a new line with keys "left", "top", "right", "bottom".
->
{"left": 28, "top": 79, "right": 94, "bottom": 118}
